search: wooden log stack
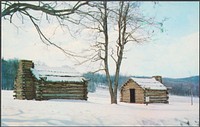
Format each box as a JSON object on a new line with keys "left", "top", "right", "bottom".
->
{"left": 13, "top": 60, "right": 35, "bottom": 100}
{"left": 35, "top": 81, "right": 88, "bottom": 100}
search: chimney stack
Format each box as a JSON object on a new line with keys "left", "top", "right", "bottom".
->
{"left": 152, "top": 76, "right": 162, "bottom": 83}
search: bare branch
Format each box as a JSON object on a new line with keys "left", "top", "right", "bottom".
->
{"left": 2, "top": 2, "right": 89, "bottom": 18}
{"left": 110, "top": 48, "right": 117, "bottom": 64}
{"left": 91, "top": 68, "right": 105, "bottom": 74}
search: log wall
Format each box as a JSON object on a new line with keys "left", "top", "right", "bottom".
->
{"left": 35, "top": 81, "right": 88, "bottom": 100}
{"left": 145, "top": 89, "right": 169, "bottom": 103}
{"left": 120, "top": 79, "right": 144, "bottom": 103}
{"left": 13, "top": 60, "right": 35, "bottom": 100}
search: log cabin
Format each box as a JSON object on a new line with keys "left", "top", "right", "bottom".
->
{"left": 14, "top": 60, "right": 88, "bottom": 100}
{"left": 120, "top": 76, "right": 169, "bottom": 104}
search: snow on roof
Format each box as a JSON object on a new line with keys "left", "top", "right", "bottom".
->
{"left": 131, "top": 77, "right": 167, "bottom": 90}
{"left": 31, "top": 64, "right": 85, "bottom": 82}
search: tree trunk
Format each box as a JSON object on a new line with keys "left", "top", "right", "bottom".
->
{"left": 102, "top": 1, "right": 115, "bottom": 104}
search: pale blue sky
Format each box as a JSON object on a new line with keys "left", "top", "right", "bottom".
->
{"left": 141, "top": 1, "right": 199, "bottom": 39}
{"left": 2, "top": 1, "right": 199, "bottom": 78}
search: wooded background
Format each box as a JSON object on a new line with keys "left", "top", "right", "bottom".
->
{"left": 1, "top": 58, "right": 199, "bottom": 97}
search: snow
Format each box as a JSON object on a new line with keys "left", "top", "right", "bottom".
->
{"left": 1, "top": 88, "right": 199, "bottom": 126}
{"left": 30, "top": 64, "right": 85, "bottom": 82}
{"left": 131, "top": 77, "right": 167, "bottom": 90}
{"left": 39, "top": 76, "right": 85, "bottom": 82}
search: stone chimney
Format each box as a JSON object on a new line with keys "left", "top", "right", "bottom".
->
{"left": 152, "top": 76, "right": 162, "bottom": 83}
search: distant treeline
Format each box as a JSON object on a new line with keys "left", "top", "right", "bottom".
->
{"left": 84, "top": 73, "right": 199, "bottom": 97}
{"left": 1, "top": 58, "right": 19, "bottom": 90}
{"left": 162, "top": 77, "right": 199, "bottom": 97}
{"left": 1, "top": 59, "right": 199, "bottom": 97}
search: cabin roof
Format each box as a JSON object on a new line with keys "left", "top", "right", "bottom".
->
{"left": 31, "top": 64, "right": 85, "bottom": 82}
{"left": 130, "top": 77, "right": 167, "bottom": 90}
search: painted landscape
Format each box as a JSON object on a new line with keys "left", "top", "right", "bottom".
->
{"left": 1, "top": 1, "right": 199, "bottom": 126}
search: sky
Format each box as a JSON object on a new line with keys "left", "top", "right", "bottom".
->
{"left": 1, "top": 1, "right": 199, "bottom": 78}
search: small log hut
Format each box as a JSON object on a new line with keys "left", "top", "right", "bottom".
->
{"left": 120, "top": 76, "right": 169, "bottom": 104}
{"left": 14, "top": 60, "right": 88, "bottom": 100}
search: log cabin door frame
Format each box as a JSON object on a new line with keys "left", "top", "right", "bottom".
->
{"left": 130, "top": 89, "right": 135, "bottom": 103}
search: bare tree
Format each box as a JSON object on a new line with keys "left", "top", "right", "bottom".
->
{"left": 111, "top": 1, "right": 164, "bottom": 104}
{"left": 1, "top": 1, "right": 89, "bottom": 57}
{"left": 77, "top": 1, "right": 165, "bottom": 104}
{"left": 2, "top": 1, "right": 164, "bottom": 104}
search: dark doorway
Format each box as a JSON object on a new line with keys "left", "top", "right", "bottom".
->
{"left": 130, "top": 89, "right": 135, "bottom": 103}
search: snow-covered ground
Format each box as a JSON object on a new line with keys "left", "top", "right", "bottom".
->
{"left": 1, "top": 88, "right": 199, "bottom": 126}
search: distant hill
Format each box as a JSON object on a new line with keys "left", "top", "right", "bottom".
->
{"left": 1, "top": 58, "right": 199, "bottom": 97}
{"left": 162, "top": 76, "right": 199, "bottom": 96}
{"left": 163, "top": 76, "right": 199, "bottom": 85}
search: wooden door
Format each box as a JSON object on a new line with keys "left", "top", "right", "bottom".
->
{"left": 130, "top": 89, "right": 135, "bottom": 103}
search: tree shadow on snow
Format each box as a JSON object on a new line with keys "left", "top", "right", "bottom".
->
{"left": 1, "top": 117, "right": 86, "bottom": 126}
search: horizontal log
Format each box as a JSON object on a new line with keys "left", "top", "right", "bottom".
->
{"left": 19, "top": 60, "right": 33, "bottom": 64}
{"left": 13, "top": 90, "right": 24, "bottom": 93}
{"left": 122, "top": 96, "right": 144, "bottom": 100}
{"left": 146, "top": 90, "right": 167, "bottom": 93}
{"left": 13, "top": 85, "right": 25, "bottom": 89}
{"left": 122, "top": 91, "right": 144, "bottom": 94}
{"left": 14, "top": 92, "right": 25, "bottom": 96}
{"left": 150, "top": 98, "right": 168, "bottom": 101}
{"left": 14, "top": 92, "right": 35, "bottom": 97}
{"left": 41, "top": 85, "right": 86, "bottom": 88}
{"left": 39, "top": 96, "right": 88, "bottom": 100}
{"left": 15, "top": 82, "right": 35, "bottom": 85}
{"left": 42, "top": 93, "right": 85, "bottom": 97}
{"left": 145, "top": 94, "right": 167, "bottom": 97}
{"left": 14, "top": 87, "right": 35, "bottom": 91}
{"left": 14, "top": 85, "right": 32, "bottom": 89}
{"left": 149, "top": 100, "right": 169, "bottom": 103}
{"left": 14, "top": 96, "right": 26, "bottom": 100}
{"left": 41, "top": 90, "right": 87, "bottom": 94}
{"left": 39, "top": 86, "right": 87, "bottom": 90}
{"left": 15, "top": 79, "right": 34, "bottom": 83}
{"left": 14, "top": 90, "right": 35, "bottom": 93}
{"left": 19, "top": 63, "right": 33, "bottom": 66}
{"left": 122, "top": 92, "right": 144, "bottom": 96}
{"left": 42, "top": 83, "right": 86, "bottom": 87}
{"left": 148, "top": 96, "right": 168, "bottom": 98}
{"left": 19, "top": 60, "right": 33, "bottom": 63}
{"left": 18, "top": 66, "right": 32, "bottom": 70}
{"left": 17, "top": 75, "right": 34, "bottom": 79}
{"left": 18, "top": 65, "right": 32, "bottom": 68}
{"left": 19, "top": 61, "right": 33, "bottom": 64}
{"left": 145, "top": 92, "right": 167, "bottom": 95}
{"left": 17, "top": 69, "right": 32, "bottom": 72}
{"left": 123, "top": 86, "right": 142, "bottom": 89}
{"left": 13, "top": 93, "right": 25, "bottom": 97}
{"left": 42, "top": 85, "right": 87, "bottom": 89}
{"left": 16, "top": 75, "right": 34, "bottom": 79}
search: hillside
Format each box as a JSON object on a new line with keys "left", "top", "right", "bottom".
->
{"left": 163, "top": 76, "right": 199, "bottom": 85}
{"left": 162, "top": 76, "right": 199, "bottom": 96}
